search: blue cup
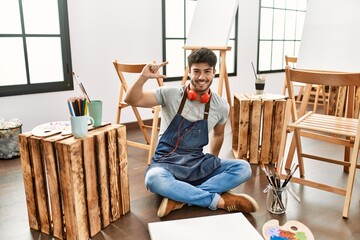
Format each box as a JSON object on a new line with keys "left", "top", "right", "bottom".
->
{"left": 70, "top": 115, "right": 94, "bottom": 138}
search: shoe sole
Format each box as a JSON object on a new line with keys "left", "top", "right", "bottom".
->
{"left": 157, "top": 197, "right": 169, "bottom": 218}
{"left": 226, "top": 191, "right": 259, "bottom": 212}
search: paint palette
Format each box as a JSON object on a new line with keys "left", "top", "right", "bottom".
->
{"left": 262, "top": 219, "right": 314, "bottom": 240}
{"left": 31, "top": 121, "right": 72, "bottom": 137}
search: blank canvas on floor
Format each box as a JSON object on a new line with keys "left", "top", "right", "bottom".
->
{"left": 148, "top": 213, "right": 264, "bottom": 240}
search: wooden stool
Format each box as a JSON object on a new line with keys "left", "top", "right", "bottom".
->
{"left": 232, "top": 93, "right": 288, "bottom": 164}
{"left": 19, "top": 124, "right": 129, "bottom": 240}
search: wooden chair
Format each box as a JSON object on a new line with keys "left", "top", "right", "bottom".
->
{"left": 277, "top": 66, "right": 360, "bottom": 218}
{"left": 113, "top": 61, "right": 164, "bottom": 165}
{"left": 282, "top": 55, "right": 328, "bottom": 113}
{"left": 282, "top": 56, "right": 303, "bottom": 100}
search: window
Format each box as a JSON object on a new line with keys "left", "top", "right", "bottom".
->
{"left": 258, "top": 0, "right": 307, "bottom": 73}
{"left": 0, "top": 0, "right": 73, "bottom": 97}
{"left": 162, "top": 0, "right": 238, "bottom": 81}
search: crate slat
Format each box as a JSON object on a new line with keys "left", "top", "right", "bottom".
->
{"left": 107, "top": 128, "right": 121, "bottom": 222}
{"left": 117, "top": 126, "right": 130, "bottom": 215}
{"left": 83, "top": 136, "right": 102, "bottom": 237}
{"left": 95, "top": 132, "right": 111, "bottom": 228}
{"left": 260, "top": 100, "right": 274, "bottom": 164}
{"left": 238, "top": 98, "right": 250, "bottom": 159}
{"left": 249, "top": 100, "right": 261, "bottom": 164}
{"left": 69, "top": 140, "right": 90, "bottom": 240}
{"left": 43, "top": 140, "right": 64, "bottom": 239}
{"left": 56, "top": 141, "right": 78, "bottom": 239}
{"left": 19, "top": 133, "right": 39, "bottom": 230}
{"left": 272, "top": 100, "right": 287, "bottom": 163}
{"left": 29, "top": 137, "right": 51, "bottom": 234}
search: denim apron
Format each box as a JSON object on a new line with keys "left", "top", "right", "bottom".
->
{"left": 147, "top": 89, "right": 221, "bottom": 182}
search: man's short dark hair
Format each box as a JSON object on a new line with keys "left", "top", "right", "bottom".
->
{"left": 187, "top": 48, "right": 217, "bottom": 68}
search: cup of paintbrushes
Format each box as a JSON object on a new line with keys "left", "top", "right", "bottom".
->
{"left": 265, "top": 184, "right": 288, "bottom": 214}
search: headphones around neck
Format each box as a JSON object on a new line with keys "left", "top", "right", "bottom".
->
{"left": 186, "top": 84, "right": 211, "bottom": 103}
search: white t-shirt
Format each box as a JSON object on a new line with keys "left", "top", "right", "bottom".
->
{"left": 153, "top": 86, "right": 229, "bottom": 138}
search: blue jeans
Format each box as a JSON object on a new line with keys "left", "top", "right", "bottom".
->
{"left": 145, "top": 159, "right": 251, "bottom": 210}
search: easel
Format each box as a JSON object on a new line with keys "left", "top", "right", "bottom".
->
{"left": 181, "top": 46, "right": 234, "bottom": 128}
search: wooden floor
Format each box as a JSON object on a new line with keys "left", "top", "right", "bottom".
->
{"left": 1, "top": 122, "right": 360, "bottom": 240}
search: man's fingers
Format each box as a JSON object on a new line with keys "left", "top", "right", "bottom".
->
{"left": 157, "top": 74, "right": 167, "bottom": 79}
{"left": 148, "top": 61, "right": 168, "bottom": 75}
{"left": 158, "top": 61, "right": 169, "bottom": 67}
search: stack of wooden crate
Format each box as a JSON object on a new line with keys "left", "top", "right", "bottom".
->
{"left": 19, "top": 124, "right": 129, "bottom": 239}
{"left": 232, "top": 93, "right": 288, "bottom": 165}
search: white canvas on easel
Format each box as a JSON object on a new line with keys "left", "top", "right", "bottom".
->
{"left": 148, "top": 213, "right": 264, "bottom": 240}
{"left": 297, "top": 0, "right": 360, "bottom": 72}
{"left": 185, "top": 0, "right": 239, "bottom": 47}
{"left": 182, "top": 0, "right": 240, "bottom": 130}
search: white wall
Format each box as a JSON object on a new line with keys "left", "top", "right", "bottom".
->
{"left": 0, "top": 0, "right": 283, "bottom": 132}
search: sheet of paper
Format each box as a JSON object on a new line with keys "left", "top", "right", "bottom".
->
{"left": 148, "top": 213, "right": 264, "bottom": 240}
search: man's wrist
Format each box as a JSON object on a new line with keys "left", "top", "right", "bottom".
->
{"left": 138, "top": 74, "right": 150, "bottom": 82}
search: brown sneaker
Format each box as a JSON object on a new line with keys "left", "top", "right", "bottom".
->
{"left": 221, "top": 191, "right": 259, "bottom": 213}
{"left": 157, "top": 198, "right": 185, "bottom": 218}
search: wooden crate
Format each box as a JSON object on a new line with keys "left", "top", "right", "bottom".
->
{"left": 232, "top": 94, "right": 287, "bottom": 164}
{"left": 19, "top": 124, "right": 129, "bottom": 240}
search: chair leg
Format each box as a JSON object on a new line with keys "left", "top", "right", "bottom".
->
{"left": 282, "top": 80, "right": 287, "bottom": 96}
{"left": 313, "top": 86, "right": 321, "bottom": 113}
{"left": 344, "top": 145, "right": 350, "bottom": 173}
{"left": 342, "top": 145, "right": 360, "bottom": 218}
{"left": 181, "top": 67, "right": 190, "bottom": 86}
{"left": 293, "top": 129, "right": 305, "bottom": 177}
{"left": 285, "top": 137, "right": 297, "bottom": 170}
{"left": 131, "top": 106, "right": 151, "bottom": 144}
{"left": 296, "top": 86, "right": 305, "bottom": 102}
{"left": 320, "top": 85, "right": 328, "bottom": 114}
{"left": 147, "top": 106, "right": 160, "bottom": 165}
{"left": 116, "top": 107, "right": 121, "bottom": 124}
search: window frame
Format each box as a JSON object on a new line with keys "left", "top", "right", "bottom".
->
{"left": 257, "top": 0, "right": 307, "bottom": 74}
{"left": 0, "top": 0, "right": 73, "bottom": 97}
{"left": 162, "top": 0, "right": 238, "bottom": 82}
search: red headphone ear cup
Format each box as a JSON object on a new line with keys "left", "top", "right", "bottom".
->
{"left": 200, "top": 93, "right": 210, "bottom": 103}
{"left": 187, "top": 90, "right": 198, "bottom": 101}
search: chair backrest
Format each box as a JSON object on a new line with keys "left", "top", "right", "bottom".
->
{"left": 285, "top": 55, "right": 297, "bottom": 67}
{"left": 115, "top": 63, "right": 146, "bottom": 73}
{"left": 113, "top": 62, "right": 146, "bottom": 101}
{"left": 113, "top": 61, "right": 165, "bottom": 83}
{"left": 285, "top": 66, "right": 360, "bottom": 119}
{"left": 282, "top": 56, "right": 298, "bottom": 96}
{"left": 113, "top": 61, "right": 164, "bottom": 108}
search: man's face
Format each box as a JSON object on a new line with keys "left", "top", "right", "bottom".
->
{"left": 189, "top": 63, "right": 216, "bottom": 93}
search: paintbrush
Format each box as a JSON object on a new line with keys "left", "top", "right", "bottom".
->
{"left": 260, "top": 161, "right": 285, "bottom": 210}
{"left": 251, "top": 62, "right": 258, "bottom": 80}
{"left": 282, "top": 164, "right": 299, "bottom": 187}
{"left": 72, "top": 72, "right": 91, "bottom": 102}
{"left": 259, "top": 162, "right": 273, "bottom": 186}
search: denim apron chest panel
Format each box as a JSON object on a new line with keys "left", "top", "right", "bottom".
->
{"left": 147, "top": 89, "right": 221, "bottom": 182}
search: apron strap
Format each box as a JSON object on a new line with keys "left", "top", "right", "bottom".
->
{"left": 204, "top": 97, "right": 211, "bottom": 120}
{"left": 177, "top": 86, "right": 188, "bottom": 115}
{"left": 177, "top": 86, "right": 212, "bottom": 119}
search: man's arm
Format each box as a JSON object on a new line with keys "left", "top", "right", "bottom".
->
{"left": 124, "top": 62, "right": 168, "bottom": 108}
{"left": 209, "top": 123, "right": 226, "bottom": 156}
